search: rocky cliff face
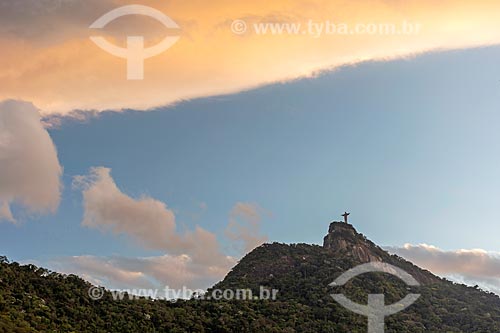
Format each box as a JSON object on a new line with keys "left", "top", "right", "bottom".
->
{"left": 323, "top": 221, "right": 384, "bottom": 262}
{"left": 320, "top": 221, "right": 440, "bottom": 284}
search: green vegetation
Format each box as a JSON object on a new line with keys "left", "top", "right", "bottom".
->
{"left": 1, "top": 239, "right": 499, "bottom": 332}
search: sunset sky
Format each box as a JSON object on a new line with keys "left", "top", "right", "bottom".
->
{"left": 1, "top": 0, "right": 500, "bottom": 295}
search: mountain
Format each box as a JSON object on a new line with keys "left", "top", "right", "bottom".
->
{"left": 1, "top": 222, "right": 500, "bottom": 332}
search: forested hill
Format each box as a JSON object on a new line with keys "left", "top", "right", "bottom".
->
{"left": 1, "top": 223, "right": 500, "bottom": 332}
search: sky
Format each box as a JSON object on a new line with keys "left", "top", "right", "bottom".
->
{"left": 1, "top": 0, "right": 500, "bottom": 295}
{"left": 3, "top": 0, "right": 500, "bottom": 113}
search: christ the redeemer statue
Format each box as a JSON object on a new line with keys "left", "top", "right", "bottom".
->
{"left": 342, "top": 212, "right": 350, "bottom": 223}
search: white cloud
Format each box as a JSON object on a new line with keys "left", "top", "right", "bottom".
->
{"left": 73, "top": 167, "right": 178, "bottom": 250}
{"left": 54, "top": 253, "right": 234, "bottom": 291}
{"left": 55, "top": 255, "right": 152, "bottom": 289}
{"left": 225, "top": 202, "right": 269, "bottom": 253}
{"left": 0, "top": 201, "right": 14, "bottom": 222}
{"left": 387, "top": 244, "right": 500, "bottom": 295}
{"left": 0, "top": 100, "right": 62, "bottom": 223}
{"left": 72, "top": 167, "right": 237, "bottom": 289}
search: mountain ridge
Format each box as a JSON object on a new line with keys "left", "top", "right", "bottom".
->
{"left": 1, "top": 222, "right": 500, "bottom": 332}
{"left": 216, "top": 221, "right": 441, "bottom": 291}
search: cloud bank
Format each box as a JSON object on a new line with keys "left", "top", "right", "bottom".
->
{"left": 2, "top": 0, "right": 500, "bottom": 114}
{"left": 0, "top": 100, "right": 62, "bottom": 222}
{"left": 387, "top": 244, "right": 500, "bottom": 295}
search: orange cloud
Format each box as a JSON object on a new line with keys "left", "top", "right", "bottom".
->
{"left": 2, "top": 0, "right": 500, "bottom": 114}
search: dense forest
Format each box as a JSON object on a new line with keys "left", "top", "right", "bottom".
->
{"left": 1, "top": 224, "right": 500, "bottom": 332}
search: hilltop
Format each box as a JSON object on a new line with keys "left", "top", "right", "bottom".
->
{"left": 1, "top": 222, "right": 499, "bottom": 332}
